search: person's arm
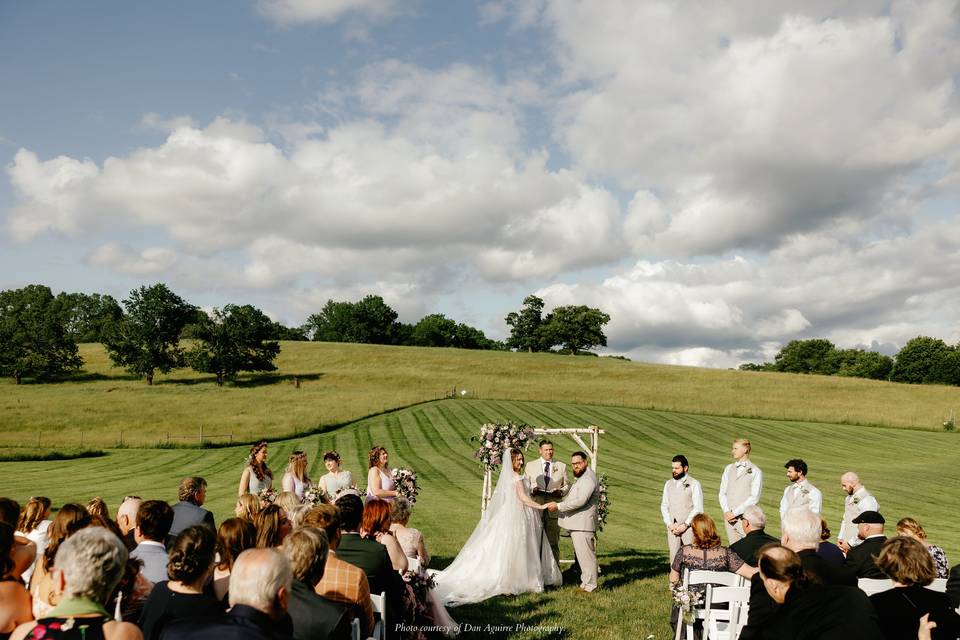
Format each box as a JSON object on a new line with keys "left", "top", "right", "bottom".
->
{"left": 733, "top": 467, "right": 763, "bottom": 516}
{"left": 557, "top": 475, "right": 596, "bottom": 513}
{"left": 557, "top": 464, "right": 569, "bottom": 498}
{"left": 736, "top": 564, "right": 759, "bottom": 580}
{"left": 9, "top": 622, "right": 37, "bottom": 640}
{"left": 281, "top": 473, "right": 295, "bottom": 494}
{"left": 860, "top": 495, "right": 879, "bottom": 512}
{"left": 779, "top": 487, "right": 789, "bottom": 520}
{"left": 238, "top": 468, "right": 251, "bottom": 497}
{"left": 515, "top": 479, "right": 545, "bottom": 509}
{"left": 718, "top": 466, "right": 731, "bottom": 512}
{"left": 368, "top": 468, "right": 397, "bottom": 498}
{"left": 661, "top": 483, "right": 672, "bottom": 527}
{"left": 809, "top": 486, "right": 823, "bottom": 514}
{"left": 380, "top": 534, "right": 408, "bottom": 573}
{"left": 416, "top": 531, "right": 431, "bottom": 567}
{"left": 687, "top": 479, "right": 703, "bottom": 525}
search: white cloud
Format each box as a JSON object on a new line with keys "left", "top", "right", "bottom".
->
{"left": 256, "top": 0, "right": 399, "bottom": 26}
{"left": 86, "top": 243, "right": 179, "bottom": 276}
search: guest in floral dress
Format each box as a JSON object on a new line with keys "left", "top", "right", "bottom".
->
{"left": 897, "top": 517, "right": 949, "bottom": 579}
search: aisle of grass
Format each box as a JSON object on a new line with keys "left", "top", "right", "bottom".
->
{"left": 3, "top": 398, "right": 960, "bottom": 638}
{"left": 3, "top": 342, "right": 960, "bottom": 449}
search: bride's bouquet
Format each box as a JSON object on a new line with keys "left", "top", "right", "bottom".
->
{"left": 597, "top": 473, "right": 610, "bottom": 533}
{"left": 392, "top": 467, "right": 420, "bottom": 504}
{"left": 472, "top": 421, "right": 536, "bottom": 471}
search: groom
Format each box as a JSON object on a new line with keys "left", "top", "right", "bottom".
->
{"left": 547, "top": 451, "right": 599, "bottom": 593}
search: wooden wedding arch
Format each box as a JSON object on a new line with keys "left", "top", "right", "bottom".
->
{"left": 480, "top": 425, "right": 606, "bottom": 513}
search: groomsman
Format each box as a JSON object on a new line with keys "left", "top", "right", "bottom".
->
{"left": 660, "top": 455, "right": 703, "bottom": 563}
{"left": 525, "top": 439, "right": 568, "bottom": 562}
{"left": 779, "top": 459, "right": 822, "bottom": 521}
{"left": 719, "top": 438, "right": 763, "bottom": 544}
{"left": 837, "top": 471, "right": 879, "bottom": 553}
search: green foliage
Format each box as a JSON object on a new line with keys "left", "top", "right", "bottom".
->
{"left": 832, "top": 349, "right": 894, "bottom": 380}
{"left": 540, "top": 304, "right": 611, "bottom": 355}
{"left": 269, "top": 321, "right": 309, "bottom": 341}
{"left": 188, "top": 304, "right": 281, "bottom": 386}
{"left": 0, "top": 284, "right": 82, "bottom": 383}
{"left": 771, "top": 339, "right": 838, "bottom": 374}
{"left": 103, "top": 283, "right": 196, "bottom": 385}
{"left": 307, "top": 295, "right": 402, "bottom": 344}
{"left": 411, "top": 314, "right": 500, "bottom": 349}
{"left": 890, "top": 336, "right": 954, "bottom": 384}
{"left": 54, "top": 292, "right": 123, "bottom": 343}
{"left": 738, "top": 362, "right": 771, "bottom": 372}
{"left": 505, "top": 295, "right": 547, "bottom": 352}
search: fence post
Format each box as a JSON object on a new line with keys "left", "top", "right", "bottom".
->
{"left": 119, "top": 430, "right": 123, "bottom": 447}
{"left": 199, "top": 425, "right": 204, "bottom": 446}
{"left": 80, "top": 431, "right": 83, "bottom": 448}
{"left": 37, "top": 431, "right": 41, "bottom": 448}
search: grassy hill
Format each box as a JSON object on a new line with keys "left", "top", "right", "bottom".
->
{"left": 2, "top": 341, "right": 960, "bottom": 449}
{"left": 3, "top": 398, "right": 959, "bottom": 638}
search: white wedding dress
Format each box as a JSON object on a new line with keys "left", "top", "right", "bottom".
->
{"left": 433, "top": 451, "right": 562, "bottom": 606}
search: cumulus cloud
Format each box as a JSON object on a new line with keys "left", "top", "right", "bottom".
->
{"left": 255, "top": 0, "right": 399, "bottom": 26}
{"left": 87, "top": 243, "right": 179, "bottom": 276}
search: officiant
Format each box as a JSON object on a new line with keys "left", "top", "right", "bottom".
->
{"left": 525, "top": 439, "right": 569, "bottom": 562}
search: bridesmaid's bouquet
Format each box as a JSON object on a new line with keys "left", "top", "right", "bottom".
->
{"left": 597, "top": 473, "right": 610, "bottom": 533}
{"left": 303, "top": 486, "right": 326, "bottom": 506}
{"left": 472, "top": 421, "right": 536, "bottom": 471}
{"left": 392, "top": 467, "right": 420, "bottom": 504}
{"left": 403, "top": 569, "right": 437, "bottom": 598}
{"left": 257, "top": 488, "right": 278, "bottom": 505}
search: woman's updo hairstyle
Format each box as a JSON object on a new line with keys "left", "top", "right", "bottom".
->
{"left": 167, "top": 525, "right": 216, "bottom": 584}
{"left": 323, "top": 450, "right": 341, "bottom": 464}
{"left": 368, "top": 445, "right": 387, "bottom": 469}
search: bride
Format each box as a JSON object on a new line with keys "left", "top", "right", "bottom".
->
{"left": 433, "top": 448, "right": 562, "bottom": 606}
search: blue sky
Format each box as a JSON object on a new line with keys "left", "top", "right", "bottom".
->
{"left": 3, "top": 1, "right": 960, "bottom": 366}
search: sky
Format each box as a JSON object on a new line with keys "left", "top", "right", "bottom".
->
{"left": 2, "top": 0, "right": 959, "bottom": 367}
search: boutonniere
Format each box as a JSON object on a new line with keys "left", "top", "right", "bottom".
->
{"left": 682, "top": 482, "right": 690, "bottom": 489}
{"left": 746, "top": 467, "right": 753, "bottom": 474}
{"left": 801, "top": 487, "right": 810, "bottom": 496}
{"left": 853, "top": 497, "right": 860, "bottom": 504}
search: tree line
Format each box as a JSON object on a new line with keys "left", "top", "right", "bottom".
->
{"left": 0, "top": 284, "right": 612, "bottom": 385}
{"left": 740, "top": 337, "right": 960, "bottom": 386}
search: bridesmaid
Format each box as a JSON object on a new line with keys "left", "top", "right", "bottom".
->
{"left": 317, "top": 451, "right": 355, "bottom": 499}
{"left": 281, "top": 450, "right": 312, "bottom": 500}
{"left": 238, "top": 441, "right": 273, "bottom": 497}
{"left": 366, "top": 445, "right": 398, "bottom": 504}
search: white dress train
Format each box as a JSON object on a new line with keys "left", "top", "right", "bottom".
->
{"left": 433, "top": 451, "right": 562, "bottom": 606}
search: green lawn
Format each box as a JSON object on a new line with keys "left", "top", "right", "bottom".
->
{"left": 3, "top": 398, "right": 958, "bottom": 639}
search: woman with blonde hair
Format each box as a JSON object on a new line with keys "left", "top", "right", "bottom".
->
{"left": 366, "top": 445, "right": 398, "bottom": 504}
{"left": 85, "top": 497, "right": 109, "bottom": 521}
{"left": 897, "top": 517, "right": 949, "bottom": 579}
{"left": 15, "top": 496, "right": 51, "bottom": 585}
{"left": 280, "top": 450, "right": 313, "bottom": 500}
{"left": 237, "top": 440, "right": 272, "bottom": 497}
{"left": 275, "top": 492, "right": 302, "bottom": 518}
{"left": 29, "top": 503, "right": 91, "bottom": 618}
{"left": 234, "top": 494, "right": 261, "bottom": 521}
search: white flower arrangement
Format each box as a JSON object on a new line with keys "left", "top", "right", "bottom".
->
{"left": 472, "top": 421, "right": 536, "bottom": 471}
{"left": 392, "top": 467, "right": 420, "bottom": 504}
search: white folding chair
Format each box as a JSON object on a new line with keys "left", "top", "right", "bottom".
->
{"left": 675, "top": 569, "right": 744, "bottom": 640}
{"left": 351, "top": 618, "right": 361, "bottom": 640}
{"left": 858, "top": 577, "right": 894, "bottom": 596}
{"left": 704, "top": 585, "right": 750, "bottom": 640}
{"left": 369, "top": 592, "right": 386, "bottom": 640}
{"left": 930, "top": 578, "right": 947, "bottom": 593}
{"left": 407, "top": 556, "right": 420, "bottom": 573}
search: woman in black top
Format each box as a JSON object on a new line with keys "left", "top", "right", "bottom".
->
{"left": 138, "top": 526, "right": 224, "bottom": 640}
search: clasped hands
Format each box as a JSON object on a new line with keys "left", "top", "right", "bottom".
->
{"left": 669, "top": 522, "right": 688, "bottom": 535}
{"left": 533, "top": 487, "right": 563, "bottom": 498}
{"left": 544, "top": 502, "right": 559, "bottom": 512}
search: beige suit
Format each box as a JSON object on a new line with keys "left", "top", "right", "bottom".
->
{"left": 525, "top": 458, "right": 568, "bottom": 562}
{"left": 719, "top": 461, "right": 763, "bottom": 544}
{"left": 557, "top": 468, "right": 599, "bottom": 592}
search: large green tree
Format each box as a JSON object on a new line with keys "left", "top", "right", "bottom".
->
{"left": 540, "top": 305, "right": 611, "bottom": 355}
{"left": 832, "top": 349, "right": 894, "bottom": 380}
{"left": 410, "top": 314, "right": 500, "bottom": 349}
{"left": 771, "top": 339, "right": 839, "bottom": 375}
{"left": 890, "top": 336, "right": 953, "bottom": 384}
{"left": 189, "top": 304, "right": 281, "bottom": 386}
{"left": 54, "top": 292, "right": 123, "bottom": 343}
{"left": 505, "top": 295, "right": 547, "bottom": 352}
{"left": 0, "top": 284, "right": 82, "bottom": 384}
{"left": 307, "top": 295, "right": 401, "bottom": 344}
{"left": 104, "top": 283, "right": 196, "bottom": 385}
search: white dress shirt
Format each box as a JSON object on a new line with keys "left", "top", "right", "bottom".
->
{"left": 718, "top": 460, "right": 763, "bottom": 516}
{"left": 660, "top": 476, "right": 704, "bottom": 526}
{"left": 840, "top": 487, "right": 879, "bottom": 548}
{"left": 779, "top": 479, "right": 823, "bottom": 519}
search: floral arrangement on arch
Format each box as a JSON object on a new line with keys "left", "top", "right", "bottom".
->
{"left": 392, "top": 467, "right": 420, "bottom": 504}
{"left": 596, "top": 473, "right": 610, "bottom": 533}
{"left": 472, "top": 421, "right": 537, "bottom": 471}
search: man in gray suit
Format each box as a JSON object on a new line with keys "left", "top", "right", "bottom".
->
{"left": 130, "top": 499, "right": 174, "bottom": 584}
{"left": 547, "top": 451, "right": 599, "bottom": 593}
{"left": 168, "top": 476, "right": 215, "bottom": 547}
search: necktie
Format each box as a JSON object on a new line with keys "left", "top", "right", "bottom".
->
{"left": 544, "top": 461, "right": 551, "bottom": 489}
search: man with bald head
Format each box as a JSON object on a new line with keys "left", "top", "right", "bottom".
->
{"left": 115, "top": 496, "right": 141, "bottom": 551}
{"left": 837, "top": 472, "right": 878, "bottom": 553}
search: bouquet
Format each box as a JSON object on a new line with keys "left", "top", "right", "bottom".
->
{"left": 403, "top": 568, "right": 437, "bottom": 599}
{"left": 392, "top": 467, "right": 420, "bottom": 504}
{"left": 596, "top": 473, "right": 610, "bottom": 533}
{"left": 257, "top": 487, "right": 278, "bottom": 505}
{"left": 303, "top": 486, "right": 327, "bottom": 506}
{"left": 671, "top": 583, "right": 703, "bottom": 625}
{"left": 472, "top": 421, "right": 536, "bottom": 471}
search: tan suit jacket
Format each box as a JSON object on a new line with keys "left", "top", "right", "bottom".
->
{"left": 525, "top": 458, "right": 568, "bottom": 501}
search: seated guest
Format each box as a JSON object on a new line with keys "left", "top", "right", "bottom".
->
{"left": 254, "top": 505, "right": 290, "bottom": 549}
{"left": 740, "top": 508, "right": 855, "bottom": 639}
{"left": 0, "top": 523, "right": 32, "bottom": 637}
{"left": 30, "top": 504, "right": 91, "bottom": 618}
{"left": 139, "top": 526, "right": 224, "bottom": 640}
{"left": 116, "top": 497, "right": 143, "bottom": 552}
{"left": 360, "top": 500, "right": 407, "bottom": 573}
{"left": 159, "top": 548, "right": 293, "bottom": 640}
{"left": 948, "top": 563, "right": 960, "bottom": 610}
{"left": 9, "top": 527, "right": 144, "bottom": 640}
{"left": 756, "top": 544, "right": 881, "bottom": 639}
{"left": 389, "top": 498, "right": 430, "bottom": 567}
{"left": 275, "top": 493, "right": 301, "bottom": 521}
{"left": 0, "top": 499, "right": 35, "bottom": 582}
{"left": 168, "top": 477, "right": 215, "bottom": 547}
{"left": 15, "top": 496, "right": 52, "bottom": 586}
{"left": 213, "top": 518, "right": 257, "bottom": 603}
{"left": 86, "top": 497, "right": 110, "bottom": 521}
{"left": 131, "top": 500, "right": 174, "bottom": 584}
{"left": 815, "top": 518, "right": 845, "bottom": 565}
{"left": 730, "top": 506, "right": 779, "bottom": 566}
{"left": 302, "top": 505, "right": 374, "bottom": 637}
{"left": 844, "top": 511, "right": 887, "bottom": 578}
{"left": 286, "top": 506, "right": 310, "bottom": 532}
{"left": 281, "top": 528, "right": 351, "bottom": 640}
{"left": 235, "top": 494, "right": 261, "bottom": 522}
{"left": 897, "top": 517, "right": 949, "bottom": 579}
{"left": 870, "top": 536, "right": 960, "bottom": 640}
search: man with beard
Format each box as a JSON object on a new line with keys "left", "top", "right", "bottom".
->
{"left": 547, "top": 452, "right": 599, "bottom": 593}
{"left": 779, "top": 459, "right": 822, "bottom": 523}
{"left": 660, "top": 454, "right": 703, "bottom": 564}
{"left": 837, "top": 472, "right": 879, "bottom": 553}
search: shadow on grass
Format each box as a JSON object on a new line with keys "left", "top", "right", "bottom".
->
{"left": 155, "top": 373, "right": 324, "bottom": 387}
